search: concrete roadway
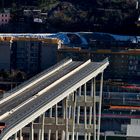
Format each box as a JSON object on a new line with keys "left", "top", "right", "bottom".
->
{"left": 0, "top": 59, "right": 109, "bottom": 140}
{"left": 0, "top": 61, "right": 82, "bottom": 116}
{"left": 3, "top": 62, "right": 104, "bottom": 125}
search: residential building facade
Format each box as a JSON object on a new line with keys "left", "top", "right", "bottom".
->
{"left": 11, "top": 41, "right": 42, "bottom": 74}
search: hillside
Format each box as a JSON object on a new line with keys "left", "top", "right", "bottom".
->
{"left": 0, "top": 0, "right": 139, "bottom": 34}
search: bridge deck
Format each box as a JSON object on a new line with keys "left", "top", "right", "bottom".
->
{"left": 0, "top": 59, "right": 109, "bottom": 140}
{"left": 0, "top": 61, "right": 82, "bottom": 115}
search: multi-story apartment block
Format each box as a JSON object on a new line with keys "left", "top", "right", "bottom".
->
{"left": 11, "top": 41, "right": 42, "bottom": 74}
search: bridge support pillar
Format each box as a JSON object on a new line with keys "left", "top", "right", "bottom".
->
{"left": 62, "top": 100, "right": 66, "bottom": 140}
{"left": 84, "top": 83, "right": 87, "bottom": 140}
{"left": 55, "top": 130, "right": 58, "bottom": 140}
{"left": 30, "top": 121, "right": 34, "bottom": 140}
{"left": 19, "top": 129, "right": 23, "bottom": 140}
{"left": 72, "top": 91, "right": 77, "bottom": 140}
{"left": 14, "top": 133, "right": 18, "bottom": 140}
{"left": 55, "top": 104, "right": 58, "bottom": 140}
{"left": 48, "top": 129, "right": 51, "bottom": 140}
{"left": 65, "top": 97, "right": 69, "bottom": 140}
{"left": 88, "top": 133, "right": 91, "bottom": 140}
{"left": 76, "top": 87, "right": 81, "bottom": 140}
{"left": 97, "top": 72, "right": 104, "bottom": 140}
{"left": 50, "top": 107, "right": 52, "bottom": 117}
{"left": 47, "top": 108, "right": 52, "bottom": 140}
{"left": 68, "top": 106, "right": 71, "bottom": 119}
{"left": 39, "top": 113, "right": 45, "bottom": 140}
{"left": 93, "top": 78, "right": 97, "bottom": 140}
{"left": 61, "top": 130, "right": 65, "bottom": 140}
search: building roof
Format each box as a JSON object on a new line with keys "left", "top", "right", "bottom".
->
{"left": 0, "top": 32, "right": 139, "bottom": 45}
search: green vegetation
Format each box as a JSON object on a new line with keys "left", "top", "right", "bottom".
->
{"left": 0, "top": 0, "right": 139, "bottom": 34}
{"left": 0, "top": 70, "right": 27, "bottom": 82}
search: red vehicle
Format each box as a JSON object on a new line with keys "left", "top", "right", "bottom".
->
{"left": 0, "top": 122, "right": 6, "bottom": 133}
